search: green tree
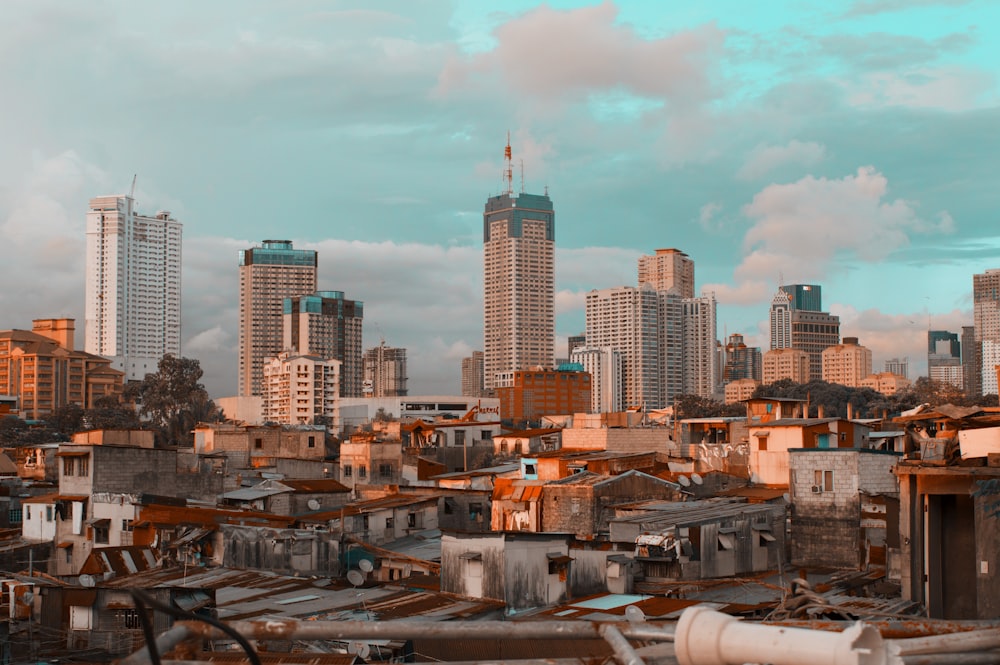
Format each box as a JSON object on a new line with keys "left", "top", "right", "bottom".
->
{"left": 674, "top": 394, "right": 744, "bottom": 419}
{"left": 125, "top": 355, "right": 220, "bottom": 446}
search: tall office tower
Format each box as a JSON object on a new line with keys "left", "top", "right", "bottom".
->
{"left": 483, "top": 139, "right": 555, "bottom": 390}
{"left": 681, "top": 294, "right": 718, "bottom": 398}
{"left": 283, "top": 291, "right": 364, "bottom": 398}
{"left": 792, "top": 309, "right": 841, "bottom": 380}
{"left": 585, "top": 285, "right": 664, "bottom": 409}
{"left": 821, "top": 337, "right": 872, "bottom": 387}
{"left": 85, "top": 195, "right": 182, "bottom": 382}
{"left": 927, "top": 330, "right": 962, "bottom": 389}
{"left": 567, "top": 333, "right": 586, "bottom": 358}
{"left": 238, "top": 240, "right": 317, "bottom": 396}
{"left": 780, "top": 284, "right": 822, "bottom": 312}
{"left": 724, "top": 333, "right": 762, "bottom": 382}
{"left": 884, "top": 357, "right": 910, "bottom": 379}
{"left": 962, "top": 326, "right": 978, "bottom": 396}
{"left": 570, "top": 346, "right": 624, "bottom": 413}
{"left": 638, "top": 248, "right": 694, "bottom": 298}
{"left": 461, "top": 351, "right": 485, "bottom": 397}
{"left": 363, "top": 341, "right": 408, "bottom": 397}
{"left": 972, "top": 269, "right": 1000, "bottom": 395}
{"left": 769, "top": 289, "right": 792, "bottom": 350}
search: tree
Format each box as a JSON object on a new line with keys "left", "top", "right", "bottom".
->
{"left": 125, "top": 355, "right": 220, "bottom": 446}
{"left": 674, "top": 394, "right": 744, "bottom": 419}
{"left": 83, "top": 395, "right": 141, "bottom": 431}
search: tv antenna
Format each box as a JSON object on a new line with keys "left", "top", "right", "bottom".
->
{"left": 504, "top": 131, "right": 513, "bottom": 195}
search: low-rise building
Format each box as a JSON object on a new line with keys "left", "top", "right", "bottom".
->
{"left": 821, "top": 336, "right": 873, "bottom": 387}
{"left": 859, "top": 371, "right": 911, "bottom": 395}
{"left": 495, "top": 367, "right": 592, "bottom": 423}
{"left": 762, "top": 348, "right": 810, "bottom": 384}
{"left": 261, "top": 351, "right": 340, "bottom": 427}
{"left": 748, "top": 418, "right": 874, "bottom": 485}
{"left": 724, "top": 378, "right": 759, "bottom": 405}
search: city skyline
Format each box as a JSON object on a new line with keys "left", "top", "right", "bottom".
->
{"left": 1, "top": 1, "right": 996, "bottom": 397}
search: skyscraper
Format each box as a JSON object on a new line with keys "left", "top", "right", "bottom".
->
{"left": 483, "top": 139, "right": 555, "bottom": 390}
{"left": 724, "top": 333, "right": 762, "bottom": 382}
{"left": 638, "top": 248, "right": 694, "bottom": 298}
{"left": 238, "top": 240, "right": 317, "bottom": 397}
{"left": 461, "top": 351, "right": 485, "bottom": 397}
{"left": 284, "top": 291, "right": 364, "bottom": 398}
{"left": 780, "top": 284, "right": 822, "bottom": 312}
{"left": 769, "top": 289, "right": 792, "bottom": 350}
{"left": 85, "top": 195, "right": 182, "bottom": 382}
{"left": 928, "top": 331, "right": 961, "bottom": 389}
{"left": 570, "top": 346, "right": 624, "bottom": 413}
{"left": 962, "top": 326, "right": 978, "bottom": 397}
{"left": 769, "top": 284, "right": 839, "bottom": 379}
{"left": 972, "top": 269, "right": 1000, "bottom": 395}
{"left": 363, "top": 341, "right": 408, "bottom": 397}
{"left": 681, "top": 294, "right": 719, "bottom": 397}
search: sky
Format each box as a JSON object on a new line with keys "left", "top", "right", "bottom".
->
{"left": 2, "top": 0, "right": 999, "bottom": 398}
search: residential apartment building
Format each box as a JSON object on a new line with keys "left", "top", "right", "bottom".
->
{"left": 637, "top": 248, "right": 694, "bottom": 298}
{"left": 261, "top": 352, "right": 340, "bottom": 428}
{"left": 682, "top": 294, "right": 719, "bottom": 398}
{"left": 724, "top": 333, "right": 762, "bottom": 382}
{"left": 762, "top": 347, "right": 810, "bottom": 384}
{"left": 769, "top": 284, "right": 840, "bottom": 378}
{"left": 570, "top": 346, "right": 624, "bottom": 413}
{"left": 928, "top": 330, "right": 962, "bottom": 389}
{"left": 238, "top": 240, "right": 317, "bottom": 397}
{"left": 962, "top": 325, "right": 978, "bottom": 397}
{"left": 821, "top": 337, "right": 873, "bottom": 387}
{"left": 859, "top": 371, "right": 911, "bottom": 395}
{"left": 85, "top": 195, "right": 182, "bottom": 381}
{"left": 461, "top": 351, "right": 485, "bottom": 397}
{"left": 724, "top": 378, "right": 760, "bottom": 405}
{"left": 494, "top": 368, "right": 591, "bottom": 423}
{"left": 363, "top": 341, "right": 407, "bottom": 397}
{"left": 769, "top": 289, "right": 792, "bottom": 350}
{"left": 483, "top": 143, "right": 555, "bottom": 390}
{"left": 284, "top": 291, "right": 364, "bottom": 398}
{"left": 884, "top": 357, "right": 910, "bottom": 379}
{"left": 972, "top": 269, "right": 1000, "bottom": 395}
{"left": 0, "top": 319, "right": 123, "bottom": 420}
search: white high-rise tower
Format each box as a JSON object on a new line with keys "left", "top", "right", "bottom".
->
{"left": 85, "top": 194, "right": 182, "bottom": 382}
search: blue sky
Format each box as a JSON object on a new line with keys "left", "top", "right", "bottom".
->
{"left": 1, "top": 0, "right": 998, "bottom": 397}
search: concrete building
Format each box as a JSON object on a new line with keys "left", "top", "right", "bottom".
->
{"left": 769, "top": 284, "right": 839, "bottom": 378}
{"left": 962, "top": 325, "right": 978, "bottom": 397}
{"left": 495, "top": 368, "right": 591, "bottom": 423}
{"left": 723, "top": 333, "right": 761, "bottom": 382}
{"left": 337, "top": 395, "right": 500, "bottom": 434}
{"left": 859, "top": 372, "right": 911, "bottom": 395}
{"left": 283, "top": 291, "right": 364, "bottom": 398}
{"left": 780, "top": 284, "right": 822, "bottom": 311}
{"left": 762, "top": 347, "right": 810, "bottom": 384}
{"left": 972, "top": 269, "right": 1000, "bottom": 395}
{"left": 85, "top": 195, "right": 181, "bottom": 382}
{"left": 461, "top": 351, "right": 485, "bottom": 398}
{"left": 724, "top": 378, "right": 760, "bottom": 405}
{"left": 483, "top": 142, "right": 554, "bottom": 390}
{"left": 363, "top": 341, "right": 407, "bottom": 397}
{"left": 769, "top": 289, "right": 792, "bottom": 350}
{"left": 821, "top": 336, "right": 872, "bottom": 387}
{"left": 638, "top": 248, "right": 694, "bottom": 298}
{"left": 682, "top": 294, "right": 719, "bottom": 398}
{"left": 566, "top": 333, "right": 586, "bottom": 358}
{"left": 0, "top": 320, "right": 123, "bottom": 420}
{"left": 928, "top": 331, "right": 961, "bottom": 389}
{"left": 884, "top": 357, "right": 909, "bottom": 379}
{"left": 261, "top": 352, "right": 340, "bottom": 427}
{"left": 238, "top": 240, "right": 317, "bottom": 397}
{"left": 570, "top": 346, "right": 623, "bottom": 413}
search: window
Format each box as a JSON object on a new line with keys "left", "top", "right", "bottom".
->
{"left": 308, "top": 436, "right": 316, "bottom": 448}
{"left": 362, "top": 515, "right": 370, "bottom": 529}
{"left": 122, "top": 520, "right": 134, "bottom": 532}
{"left": 757, "top": 435, "right": 768, "bottom": 451}
{"left": 813, "top": 470, "right": 834, "bottom": 492}
{"left": 46, "top": 506, "right": 54, "bottom": 522}
{"left": 359, "top": 465, "right": 367, "bottom": 479}
{"left": 78, "top": 457, "right": 89, "bottom": 476}
{"left": 469, "top": 503, "right": 483, "bottom": 522}
{"left": 717, "top": 533, "right": 735, "bottom": 551}
{"left": 386, "top": 517, "right": 394, "bottom": 529}
{"left": 343, "top": 465, "right": 352, "bottom": 478}
{"left": 94, "top": 525, "right": 110, "bottom": 544}
{"left": 63, "top": 457, "right": 76, "bottom": 476}
{"left": 524, "top": 463, "right": 537, "bottom": 475}
{"left": 407, "top": 512, "right": 417, "bottom": 528}
{"left": 379, "top": 463, "right": 392, "bottom": 478}
{"left": 9, "top": 509, "right": 22, "bottom": 525}
{"left": 254, "top": 438, "right": 263, "bottom": 449}
{"left": 840, "top": 432, "right": 847, "bottom": 442}
{"left": 25, "top": 505, "right": 31, "bottom": 521}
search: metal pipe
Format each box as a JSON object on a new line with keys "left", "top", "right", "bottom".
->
{"left": 600, "top": 623, "right": 647, "bottom": 665}
{"left": 900, "top": 653, "right": 1000, "bottom": 665}
{"left": 117, "top": 624, "right": 198, "bottom": 665}
{"left": 890, "top": 629, "right": 1000, "bottom": 656}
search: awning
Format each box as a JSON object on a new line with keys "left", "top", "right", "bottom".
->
{"left": 87, "top": 518, "right": 111, "bottom": 527}
{"left": 757, "top": 531, "right": 777, "bottom": 542}
{"left": 718, "top": 533, "right": 735, "bottom": 550}
{"left": 547, "top": 554, "right": 573, "bottom": 565}
{"left": 57, "top": 541, "right": 74, "bottom": 549}
{"left": 56, "top": 451, "right": 90, "bottom": 458}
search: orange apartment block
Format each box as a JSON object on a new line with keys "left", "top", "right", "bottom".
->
{"left": 0, "top": 319, "right": 124, "bottom": 420}
{"left": 496, "top": 369, "right": 591, "bottom": 423}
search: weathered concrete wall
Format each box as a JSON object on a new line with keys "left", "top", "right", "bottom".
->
{"left": 440, "top": 532, "right": 505, "bottom": 601}
{"left": 221, "top": 524, "right": 340, "bottom": 576}
{"left": 561, "top": 428, "right": 674, "bottom": 453}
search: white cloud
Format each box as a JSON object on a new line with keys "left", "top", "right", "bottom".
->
{"left": 736, "top": 140, "right": 826, "bottom": 180}
{"left": 844, "top": 66, "right": 996, "bottom": 112}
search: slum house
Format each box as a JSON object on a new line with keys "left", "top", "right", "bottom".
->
{"left": 193, "top": 423, "right": 330, "bottom": 486}
{"left": 4, "top": 443, "right": 59, "bottom": 482}
{"left": 541, "top": 470, "right": 684, "bottom": 540}
{"left": 491, "top": 479, "right": 545, "bottom": 532}
{"left": 528, "top": 449, "right": 661, "bottom": 481}
{"left": 788, "top": 448, "right": 901, "bottom": 570}
{"left": 748, "top": 418, "right": 874, "bottom": 485}
{"left": 892, "top": 405, "right": 1000, "bottom": 620}
{"left": 609, "top": 499, "right": 786, "bottom": 581}
{"left": 560, "top": 412, "right": 676, "bottom": 454}
{"left": 300, "top": 493, "right": 441, "bottom": 547}
{"left": 71, "top": 429, "right": 155, "bottom": 447}
{"left": 492, "top": 427, "right": 563, "bottom": 458}
{"left": 219, "top": 478, "right": 352, "bottom": 516}
{"left": 431, "top": 463, "right": 521, "bottom": 490}
{"left": 338, "top": 435, "right": 402, "bottom": 489}
{"left": 745, "top": 396, "right": 808, "bottom": 424}
{"left": 399, "top": 453, "right": 447, "bottom": 486}
{"left": 676, "top": 417, "right": 749, "bottom": 473}
{"left": 655, "top": 470, "right": 751, "bottom": 499}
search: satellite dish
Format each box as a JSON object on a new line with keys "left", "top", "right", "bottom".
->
{"left": 358, "top": 559, "right": 373, "bottom": 573}
{"left": 348, "top": 643, "right": 371, "bottom": 658}
{"left": 347, "top": 570, "right": 365, "bottom": 587}
{"left": 677, "top": 475, "right": 691, "bottom": 487}
{"left": 691, "top": 473, "right": 703, "bottom": 486}
{"left": 79, "top": 574, "right": 96, "bottom": 588}
{"left": 307, "top": 499, "right": 321, "bottom": 511}
{"left": 625, "top": 605, "right": 646, "bottom": 623}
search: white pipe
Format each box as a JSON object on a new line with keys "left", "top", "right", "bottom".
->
{"left": 674, "top": 606, "right": 887, "bottom": 665}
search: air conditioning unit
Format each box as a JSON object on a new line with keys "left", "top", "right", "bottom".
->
{"left": 811, "top": 486, "right": 822, "bottom": 493}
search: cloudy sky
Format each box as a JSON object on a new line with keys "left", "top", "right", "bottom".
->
{"left": 2, "top": 0, "right": 998, "bottom": 398}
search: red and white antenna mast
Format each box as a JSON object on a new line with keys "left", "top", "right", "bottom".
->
{"left": 504, "top": 131, "right": 513, "bottom": 195}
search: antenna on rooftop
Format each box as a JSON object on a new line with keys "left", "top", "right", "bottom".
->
{"left": 504, "top": 131, "right": 513, "bottom": 195}
{"left": 129, "top": 174, "right": 137, "bottom": 200}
